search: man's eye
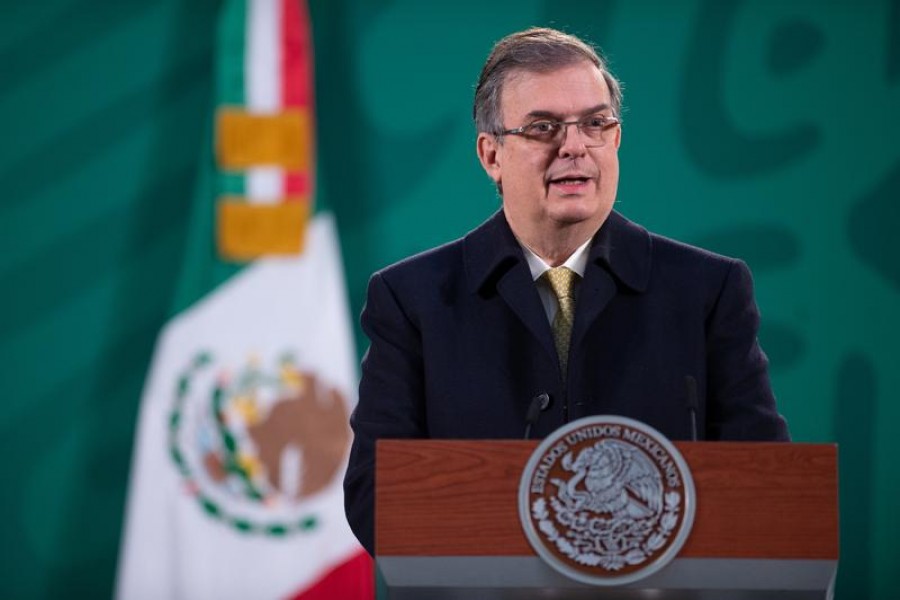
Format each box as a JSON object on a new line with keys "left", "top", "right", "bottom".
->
{"left": 530, "top": 121, "right": 558, "bottom": 134}
{"left": 583, "top": 116, "right": 607, "bottom": 129}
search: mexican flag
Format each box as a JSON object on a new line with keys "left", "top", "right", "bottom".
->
{"left": 115, "top": 1, "right": 373, "bottom": 598}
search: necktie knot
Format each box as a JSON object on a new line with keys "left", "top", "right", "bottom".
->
{"left": 545, "top": 266, "right": 578, "bottom": 300}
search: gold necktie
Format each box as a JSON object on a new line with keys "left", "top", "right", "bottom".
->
{"left": 544, "top": 266, "right": 579, "bottom": 373}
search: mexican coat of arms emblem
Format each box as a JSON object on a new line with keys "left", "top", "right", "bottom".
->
{"left": 519, "top": 416, "right": 696, "bottom": 586}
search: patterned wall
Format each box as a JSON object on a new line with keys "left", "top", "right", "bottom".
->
{"left": 1, "top": 0, "right": 897, "bottom": 597}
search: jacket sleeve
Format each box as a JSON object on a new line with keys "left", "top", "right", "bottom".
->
{"left": 343, "top": 271, "right": 427, "bottom": 555}
{"left": 705, "top": 259, "right": 790, "bottom": 441}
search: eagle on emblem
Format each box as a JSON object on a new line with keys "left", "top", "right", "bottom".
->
{"left": 555, "top": 440, "right": 663, "bottom": 520}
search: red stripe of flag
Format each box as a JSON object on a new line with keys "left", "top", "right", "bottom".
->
{"left": 288, "top": 550, "right": 374, "bottom": 600}
{"left": 281, "top": 0, "right": 312, "bottom": 201}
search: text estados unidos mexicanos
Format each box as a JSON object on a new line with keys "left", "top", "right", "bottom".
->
{"left": 529, "top": 425, "right": 682, "bottom": 494}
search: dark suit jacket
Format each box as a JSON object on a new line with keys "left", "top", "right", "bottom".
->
{"left": 344, "top": 210, "right": 789, "bottom": 554}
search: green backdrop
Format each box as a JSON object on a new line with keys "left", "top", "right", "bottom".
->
{"left": 1, "top": 0, "right": 897, "bottom": 598}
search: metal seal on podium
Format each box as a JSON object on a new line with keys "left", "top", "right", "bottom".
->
{"left": 519, "top": 415, "right": 696, "bottom": 586}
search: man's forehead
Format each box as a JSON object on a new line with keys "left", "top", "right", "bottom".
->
{"left": 500, "top": 63, "right": 611, "bottom": 116}
{"left": 502, "top": 62, "right": 606, "bottom": 86}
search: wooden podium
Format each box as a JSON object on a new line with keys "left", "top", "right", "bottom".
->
{"left": 375, "top": 440, "right": 838, "bottom": 599}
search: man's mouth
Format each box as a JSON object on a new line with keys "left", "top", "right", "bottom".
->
{"left": 551, "top": 177, "right": 590, "bottom": 185}
{"left": 548, "top": 175, "right": 592, "bottom": 191}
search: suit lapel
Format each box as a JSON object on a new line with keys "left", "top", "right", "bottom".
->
{"left": 495, "top": 263, "right": 558, "bottom": 365}
{"left": 570, "top": 266, "right": 617, "bottom": 355}
{"left": 571, "top": 211, "right": 653, "bottom": 356}
{"left": 464, "top": 211, "right": 558, "bottom": 365}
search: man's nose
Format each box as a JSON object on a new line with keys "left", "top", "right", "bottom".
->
{"left": 558, "top": 123, "right": 588, "bottom": 157}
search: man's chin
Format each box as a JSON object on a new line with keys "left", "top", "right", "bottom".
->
{"left": 547, "top": 202, "right": 597, "bottom": 223}
{"left": 546, "top": 201, "right": 612, "bottom": 229}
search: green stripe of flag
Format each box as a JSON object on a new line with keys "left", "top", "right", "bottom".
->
{"left": 216, "top": 0, "right": 247, "bottom": 106}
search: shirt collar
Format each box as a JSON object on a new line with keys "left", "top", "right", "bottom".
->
{"left": 518, "top": 236, "right": 593, "bottom": 281}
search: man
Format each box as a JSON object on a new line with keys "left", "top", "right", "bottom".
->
{"left": 344, "top": 27, "right": 789, "bottom": 555}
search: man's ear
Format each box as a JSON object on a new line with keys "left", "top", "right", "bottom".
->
{"left": 476, "top": 132, "right": 502, "bottom": 185}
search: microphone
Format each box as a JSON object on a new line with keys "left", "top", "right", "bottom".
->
{"left": 684, "top": 375, "right": 699, "bottom": 441}
{"left": 524, "top": 392, "right": 551, "bottom": 440}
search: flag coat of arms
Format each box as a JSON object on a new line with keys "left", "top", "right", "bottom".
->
{"left": 116, "top": 1, "right": 372, "bottom": 598}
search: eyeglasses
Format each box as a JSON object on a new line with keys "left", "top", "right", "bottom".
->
{"left": 497, "top": 114, "right": 620, "bottom": 146}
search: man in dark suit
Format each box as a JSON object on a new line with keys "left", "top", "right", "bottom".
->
{"left": 344, "top": 27, "right": 789, "bottom": 555}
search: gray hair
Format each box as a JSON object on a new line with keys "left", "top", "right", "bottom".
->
{"left": 473, "top": 27, "right": 623, "bottom": 136}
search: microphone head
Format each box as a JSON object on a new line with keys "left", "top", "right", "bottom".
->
{"left": 526, "top": 393, "right": 551, "bottom": 423}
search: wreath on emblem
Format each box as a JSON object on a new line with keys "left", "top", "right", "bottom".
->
{"left": 531, "top": 439, "right": 681, "bottom": 570}
{"left": 168, "top": 351, "right": 348, "bottom": 536}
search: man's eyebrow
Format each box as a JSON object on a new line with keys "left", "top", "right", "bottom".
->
{"left": 524, "top": 104, "right": 612, "bottom": 120}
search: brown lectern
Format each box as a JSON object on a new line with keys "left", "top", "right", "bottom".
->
{"left": 376, "top": 440, "right": 838, "bottom": 599}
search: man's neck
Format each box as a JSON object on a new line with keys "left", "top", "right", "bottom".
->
{"left": 515, "top": 223, "right": 599, "bottom": 267}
